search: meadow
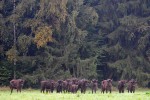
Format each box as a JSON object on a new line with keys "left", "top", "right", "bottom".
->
{"left": 0, "top": 88, "right": 150, "bottom": 100}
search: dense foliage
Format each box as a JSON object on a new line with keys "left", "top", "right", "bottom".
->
{"left": 0, "top": 0, "right": 150, "bottom": 87}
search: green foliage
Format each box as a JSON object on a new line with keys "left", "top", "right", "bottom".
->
{"left": 6, "top": 46, "right": 18, "bottom": 63}
{"left": 18, "top": 35, "right": 32, "bottom": 55}
{"left": 76, "top": 6, "right": 98, "bottom": 29}
{"left": 0, "top": 61, "right": 12, "bottom": 86}
{"left": 0, "top": 0, "right": 150, "bottom": 87}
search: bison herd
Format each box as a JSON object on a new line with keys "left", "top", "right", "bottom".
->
{"left": 9, "top": 78, "right": 137, "bottom": 94}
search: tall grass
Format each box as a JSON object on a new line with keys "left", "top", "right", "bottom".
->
{"left": 0, "top": 89, "right": 149, "bottom": 100}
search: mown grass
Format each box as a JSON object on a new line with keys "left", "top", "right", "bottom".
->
{"left": 0, "top": 88, "right": 150, "bottom": 100}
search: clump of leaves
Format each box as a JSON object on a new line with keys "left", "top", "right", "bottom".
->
{"left": 34, "top": 26, "right": 53, "bottom": 48}
{"left": 6, "top": 46, "right": 18, "bottom": 62}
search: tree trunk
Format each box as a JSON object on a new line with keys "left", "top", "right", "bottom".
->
{"left": 13, "top": 0, "right": 16, "bottom": 79}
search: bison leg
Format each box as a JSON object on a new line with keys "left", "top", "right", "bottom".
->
{"left": 128, "top": 89, "right": 129, "bottom": 93}
{"left": 122, "top": 89, "right": 124, "bottom": 93}
{"left": 50, "top": 90, "right": 53, "bottom": 93}
{"left": 83, "top": 88, "right": 86, "bottom": 94}
{"left": 133, "top": 90, "right": 135, "bottom": 93}
{"left": 41, "top": 89, "right": 43, "bottom": 93}
{"left": 43, "top": 88, "right": 45, "bottom": 93}
{"left": 103, "top": 89, "right": 105, "bottom": 94}
{"left": 46, "top": 89, "right": 48, "bottom": 93}
{"left": 106, "top": 90, "right": 108, "bottom": 93}
{"left": 101, "top": 89, "right": 104, "bottom": 94}
{"left": 108, "top": 88, "right": 111, "bottom": 93}
{"left": 19, "top": 88, "right": 21, "bottom": 93}
{"left": 119, "top": 89, "right": 121, "bottom": 93}
{"left": 81, "top": 89, "right": 83, "bottom": 93}
{"left": 10, "top": 88, "right": 13, "bottom": 94}
{"left": 94, "top": 89, "right": 96, "bottom": 94}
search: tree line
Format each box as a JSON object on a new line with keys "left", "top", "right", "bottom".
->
{"left": 0, "top": 0, "right": 150, "bottom": 88}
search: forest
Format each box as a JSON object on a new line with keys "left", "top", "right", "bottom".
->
{"left": 0, "top": 0, "right": 150, "bottom": 88}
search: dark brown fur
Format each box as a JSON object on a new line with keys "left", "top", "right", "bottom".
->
{"left": 10, "top": 79, "right": 24, "bottom": 94}
{"left": 91, "top": 79, "right": 98, "bottom": 93}
{"left": 127, "top": 79, "right": 137, "bottom": 93}
{"left": 101, "top": 79, "right": 112, "bottom": 93}
{"left": 78, "top": 79, "right": 89, "bottom": 94}
{"left": 40, "top": 80, "right": 55, "bottom": 93}
{"left": 118, "top": 80, "right": 127, "bottom": 93}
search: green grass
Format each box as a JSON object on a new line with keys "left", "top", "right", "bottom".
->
{"left": 0, "top": 88, "right": 150, "bottom": 100}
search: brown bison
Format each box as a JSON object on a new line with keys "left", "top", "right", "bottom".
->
{"left": 56, "top": 80, "right": 63, "bottom": 93}
{"left": 118, "top": 80, "right": 127, "bottom": 93}
{"left": 66, "top": 79, "right": 71, "bottom": 92}
{"left": 71, "top": 78, "right": 79, "bottom": 85}
{"left": 48, "top": 80, "right": 55, "bottom": 93}
{"left": 70, "top": 84, "right": 78, "bottom": 93}
{"left": 91, "top": 79, "right": 98, "bottom": 93}
{"left": 40, "top": 80, "right": 55, "bottom": 93}
{"left": 69, "top": 78, "right": 79, "bottom": 93}
{"left": 62, "top": 80, "right": 68, "bottom": 93}
{"left": 41, "top": 80, "right": 50, "bottom": 93}
{"left": 127, "top": 79, "right": 137, "bottom": 93}
{"left": 78, "top": 79, "right": 89, "bottom": 93}
{"left": 101, "top": 79, "right": 112, "bottom": 93}
{"left": 10, "top": 79, "right": 24, "bottom": 94}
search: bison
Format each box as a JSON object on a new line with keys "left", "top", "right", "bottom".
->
{"left": 56, "top": 80, "right": 63, "bottom": 93}
{"left": 70, "top": 84, "right": 78, "bottom": 93}
{"left": 40, "top": 80, "right": 51, "bottom": 93}
{"left": 101, "top": 79, "right": 112, "bottom": 93}
{"left": 48, "top": 80, "right": 55, "bottom": 93}
{"left": 40, "top": 80, "right": 55, "bottom": 93}
{"left": 78, "top": 79, "right": 89, "bottom": 94}
{"left": 62, "top": 80, "right": 68, "bottom": 93}
{"left": 91, "top": 79, "right": 98, "bottom": 93}
{"left": 10, "top": 79, "right": 24, "bottom": 94}
{"left": 118, "top": 80, "right": 127, "bottom": 93}
{"left": 127, "top": 79, "right": 137, "bottom": 93}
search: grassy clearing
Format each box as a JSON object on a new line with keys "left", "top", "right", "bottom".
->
{"left": 0, "top": 88, "right": 149, "bottom": 100}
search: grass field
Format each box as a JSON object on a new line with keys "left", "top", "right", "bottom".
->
{"left": 0, "top": 88, "right": 150, "bottom": 100}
